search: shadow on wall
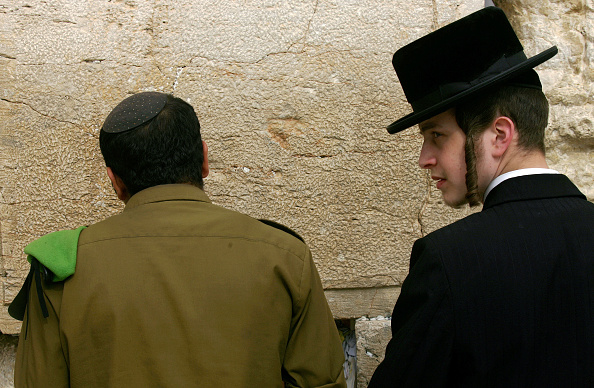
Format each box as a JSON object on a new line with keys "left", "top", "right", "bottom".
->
{"left": 0, "top": 334, "right": 18, "bottom": 387}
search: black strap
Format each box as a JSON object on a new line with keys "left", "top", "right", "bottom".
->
{"left": 8, "top": 258, "right": 51, "bottom": 339}
{"left": 8, "top": 258, "right": 51, "bottom": 340}
{"left": 8, "top": 268, "right": 33, "bottom": 321}
{"left": 9, "top": 259, "right": 52, "bottom": 321}
{"left": 30, "top": 258, "right": 49, "bottom": 319}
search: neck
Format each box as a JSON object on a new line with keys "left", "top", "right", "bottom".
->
{"left": 478, "top": 147, "right": 549, "bottom": 203}
{"left": 498, "top": 149, "right": 548, "bottom": 175}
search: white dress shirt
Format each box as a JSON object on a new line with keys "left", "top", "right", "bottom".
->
{"left": 483, "top": 168, "right": 560, "bottom": 201}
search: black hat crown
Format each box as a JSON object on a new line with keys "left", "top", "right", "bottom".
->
{"left": 387, "top": 7, "right": 557, "bottom": 134}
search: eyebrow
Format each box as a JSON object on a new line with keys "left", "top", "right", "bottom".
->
{"left": 418, "top": 121, "right": 437, "bottom": 134}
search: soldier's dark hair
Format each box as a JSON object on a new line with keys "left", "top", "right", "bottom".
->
{"left": 99, "top": 94, "right": 204, "bottom": 196}
{"left": 455, "top": 83, "right": 549, "bottom": 206}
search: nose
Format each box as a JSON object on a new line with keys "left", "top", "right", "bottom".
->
{"left": 418, "top": 141, "right": 436, "bottom": 169}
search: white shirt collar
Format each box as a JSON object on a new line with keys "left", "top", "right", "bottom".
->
{"left": 483, "top": 168, "right": 560, "bottom": 201}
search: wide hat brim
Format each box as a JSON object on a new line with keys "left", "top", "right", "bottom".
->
{"left": 387, "top": 46, "right": 558, "bottom": 134}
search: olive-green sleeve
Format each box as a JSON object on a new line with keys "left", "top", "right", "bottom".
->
{"left": 14, "top": 277, "right": 69, "bottom": 388}
{"left": 282, "top": 246, "right": 347, "bottom": 388}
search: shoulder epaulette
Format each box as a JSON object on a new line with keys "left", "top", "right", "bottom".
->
{"left": 258, "top": 219, "right": 304, "bottom": 242}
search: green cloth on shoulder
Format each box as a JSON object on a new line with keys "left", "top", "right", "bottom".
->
{"left": 24, "top": 226, "right": 86, "bottom": 282}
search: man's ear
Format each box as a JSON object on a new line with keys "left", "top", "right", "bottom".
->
{"left": 490, "top": 116, "right": 515, "bottom": 158}
{"left": 202, "top": 140, "right": 210, "bottom": 178}
{"left": 106, "top": 167, "right": 131, "bottom": 202}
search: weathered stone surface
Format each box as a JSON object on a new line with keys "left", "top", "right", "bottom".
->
{"left": 0, "top": 335, "right": 17, "bottom": 387}
{"left": 0, "top": 0, "right": 483, "bottom": 332}
{"left": 496, "top": 0, "right": 594, "bottom": 201}
{"left": 325, "top": 287, "right": 400, "bottom": 319}
{"left": 355, "top": 317, "right": 392, "bottom": 388}
{"left": 0, "top": 0, "right": 592, "bottom": 386}
{"left": 0, "top": 311, "right": 19, "bottom": 338}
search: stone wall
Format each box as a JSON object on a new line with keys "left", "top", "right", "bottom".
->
{"left": 0, "top": 1, "right": 591, "bottom": 386}
{"left": 497, "top": 0, "right": 594, "bottom": 200}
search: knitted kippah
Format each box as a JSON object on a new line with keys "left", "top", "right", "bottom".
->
{"left": 101, "top": 92, "right": 168, "bottom": 133}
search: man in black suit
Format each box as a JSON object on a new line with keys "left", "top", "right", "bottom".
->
{"left": 370, "top": 7, "right": 594, "bottom": 387}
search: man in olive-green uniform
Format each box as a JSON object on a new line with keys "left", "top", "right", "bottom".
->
{"left": 11, "top": 92, "right": 346, "bottom": 387}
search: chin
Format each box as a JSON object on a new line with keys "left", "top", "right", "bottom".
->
{"left": 442, "top": 195, "right": 469, "bottom": 209}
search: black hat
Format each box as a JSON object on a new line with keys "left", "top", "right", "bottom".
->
{"left": 102, "top": 91, "right": 168, "bottom": 133}
{"left": 387, "top": 7, "right": 557, "bottom": 134}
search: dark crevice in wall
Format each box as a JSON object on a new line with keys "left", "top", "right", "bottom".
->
{"left": 0, "top": 98, "right": 81, "bottom": 128}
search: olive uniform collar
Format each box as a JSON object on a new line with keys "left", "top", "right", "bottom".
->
{"left": 124, "top": 184, "right": 211, "bottom": 211}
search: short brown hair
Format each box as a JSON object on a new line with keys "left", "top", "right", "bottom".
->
{"left": 455, "top": 83, "right": 550, "bottom": 206}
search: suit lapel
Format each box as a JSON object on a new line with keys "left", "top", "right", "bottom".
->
{"left": 483, "top": 174, "right": 586, "bottom": 210}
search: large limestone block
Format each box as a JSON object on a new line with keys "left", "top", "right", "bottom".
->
{"left": 356, "top": 317, "right": 392, "bottom": 388}
{"left": 3, "top": 0, "right": 589, "bottom": 386}
{"left": 325, "top": 287, "right": 400, "bottom": 319}
{"left": 1, "top": 0, "right": 484, "bottom": 337}
{"left": 0, "top": 335, "right": 17, "bottom": 388}
{"left": 496, "top": 0, "right": 594, "bottom": 200}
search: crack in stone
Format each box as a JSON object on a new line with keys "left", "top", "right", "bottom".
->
{"left": 365, "top": 206, "right": 396, "bottom": 218}
{"left": 256, "top": 0, "right": 319, "bottom": 63}
{"left": 0, "top": 219, "right": 4, "bottom": 306}
{"left": 291, "top": 153, "right": 336, "bottom": 158}
{"left": 172, "top": 66, "right": 185, "bottom": 92}
{"left": 368, "top": 288, "right": 378, "bottom": 311}
{"left": 346, "top": 273, "right": 400, "bottom": 284}
{"left": 83, "top": 58, "right": 105, "bottom": 63}
{"left": 145, "top": 0, "right": 177, "bottom": 87}
{"left": 0, "top": 98, "right": 81, "bottom": 127}
{"left": 13, "top": 59, "right": 141, "bottom": 67}
{"left": 364, "top": 348, "right": 378, "bottom": 358}
{"left": 285, "top": 0, "right": 319, "bottom": 53}
{"left": 4, "top": 198, "right": 49, "bottom": 205}
{"left": 431, "top": 0, "right": 439, "bottom": 30}
{"left": 52, "top": 19, "right": 76, "bottom": 24}
{"left": 300, "top": 0, "right": 319, "bottom": 48}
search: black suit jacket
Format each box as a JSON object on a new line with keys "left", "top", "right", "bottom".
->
{"left": 370, "top": 174, "right": 594, "bottom": 387}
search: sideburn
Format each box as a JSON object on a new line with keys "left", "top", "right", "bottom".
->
{"left": 464, "top": 135, "right": 482, "bottom": 207}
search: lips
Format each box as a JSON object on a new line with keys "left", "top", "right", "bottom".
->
{"left": 432, "top": 176, "right": 446, "bottom": 190}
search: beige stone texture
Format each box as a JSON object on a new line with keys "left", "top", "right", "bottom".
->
{"left": 325, "top": 287, "right": 400, "bottom": 319}
{"left": 0, "top": 0, "right": 592, "bottom": 386}
{"left": 355, "top": 317, "right": 392, "bottom": 388}
{"left": 0, "top": 335, "right": 16, "bottom": 388}
{"left": 0, "top": 0, "right": 482, "bottom": 332}
{"left": 496, "top": 0, "right": 594, "bottom": 200}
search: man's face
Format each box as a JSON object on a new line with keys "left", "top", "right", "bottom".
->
{"left": 418, "top": 109, "right": 468, "bottom": 208}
